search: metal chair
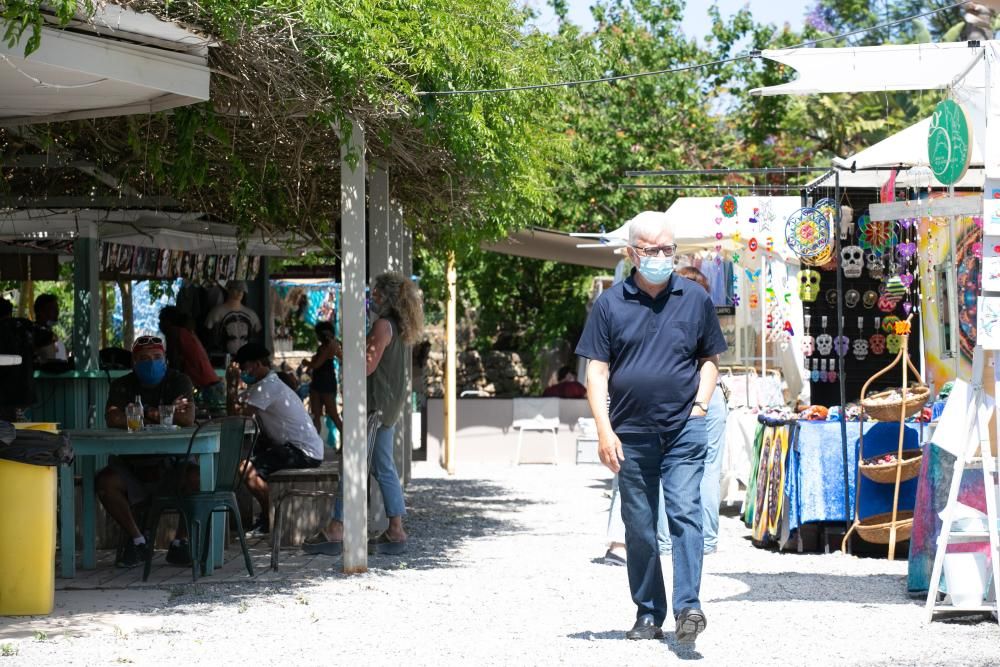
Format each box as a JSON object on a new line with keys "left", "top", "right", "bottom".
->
{"left": 143, "top": 416, "right": 259, "bottom": 581}
{"left": 511, "top": 397, "right": 560, "bottom": 465}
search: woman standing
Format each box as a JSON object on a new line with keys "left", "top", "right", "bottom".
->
{"left": 304, "top": 272, "right": 423, "bottom": 554}
{"left": 307, "top": 321, "right": 343, "bottom": 436}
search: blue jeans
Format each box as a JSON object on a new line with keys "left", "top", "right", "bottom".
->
{"left": 701, "top": 389, "right": 728, "bottom": 551}
{"left": 619, "top": 416, "right": 707, "bottom": 625}
{"left": 333, "top": 424, "right": 406, "bottom": 520}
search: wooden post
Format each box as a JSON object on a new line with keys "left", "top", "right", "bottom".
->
{"left": 444, "top": 251, "right": 457, "bottom": 475}
{"left": 368, "top": 165, "right": 391, "bottom": 534}
{"left": 339, "top": 116, "right": 368, "bottom": 574}
{"left": 401, "top": 216, "right": 414, "bottom": 485}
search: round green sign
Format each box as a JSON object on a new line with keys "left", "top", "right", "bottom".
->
{"left": 927, "top": 99, "right": 972, "bottom": 185}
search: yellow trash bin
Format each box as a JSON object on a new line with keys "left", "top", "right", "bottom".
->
{"left": 0, "top": 423, "right": 59, "bottom": 616}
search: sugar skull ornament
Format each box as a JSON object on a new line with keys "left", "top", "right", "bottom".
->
{"left": 799, "top": 269, "right": 821, "bottom": 302}
{"left": 845, "top": 289, "right": 860, "bottom": 309}
{"left": 869, "top": 334, "right": 886, "bottom": 355}
{"left": 886, "top": 333, "right": 903, "bottom": 354}
{"left": 866, "top": 251, "right": 885, "bottom": 280}
{"left": 802, "top": 336, "right": 814, "bottom": 356}
{"left": 842, "top": 245, "right": 864, "bottom": 279}
{"left": 815, "top": 333, "right": 834, "bottom": 356}
{"left": 852, "top": 338, "right": 869, "bottom": 361}
{"left": 862, "top": 290, "right": 878, "bottom": 309}
{"left": 833, "top": 335, "right": 850, "bottom": 357}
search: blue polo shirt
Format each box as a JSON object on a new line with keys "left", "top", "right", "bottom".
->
{"left": 575, "top": 270, "right": 727, "bottom": 434}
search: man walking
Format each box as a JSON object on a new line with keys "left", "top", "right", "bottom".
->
{"left": 576, "top": 211, "right": 727, "bottom": 644}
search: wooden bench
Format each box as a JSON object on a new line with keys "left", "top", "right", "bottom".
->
{"left": 268, "top": 460, "right": 340, "bottom": 570}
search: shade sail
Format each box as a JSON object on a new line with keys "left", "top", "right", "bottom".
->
{"left": 481, "top": 227, "right": 622, "bottom": 269}
{"left": 750, "top": 42, "right": 985, "bottom": 97}
{"left": 0, "top": 5, "right": 210, "bottom": 126}
{"left": 752, "top": 41, "right": 1000, "bottom": 178}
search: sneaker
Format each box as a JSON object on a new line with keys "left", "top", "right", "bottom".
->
{"left": 245, "top": 515, "right": 270, "bottom": 537}
{"left": 116, "top": 540, "right": 150, "bottom": 569}
{"left": 674, "top": 607, "right": 707, "bottom": 645}
{"left": 166, "top": 539, "right": 193, "bottom": 566}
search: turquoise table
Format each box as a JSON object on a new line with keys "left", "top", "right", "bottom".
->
{"left": 59, "top": 428, "right": 223, "bottom": 578}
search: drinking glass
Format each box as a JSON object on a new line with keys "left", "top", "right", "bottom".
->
{"left": 159, "top": 404, "right": 175, "bottom": 427}
{"left": 125, "top": 404, "right": 143, "bottom": 432}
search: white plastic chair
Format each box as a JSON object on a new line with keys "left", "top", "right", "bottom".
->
{"left": 511, "top": 397, "right": 560, "bottom": 465}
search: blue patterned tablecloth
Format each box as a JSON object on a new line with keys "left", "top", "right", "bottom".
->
{"left": 787, "top": 421, "right": 921, "bottom": 532}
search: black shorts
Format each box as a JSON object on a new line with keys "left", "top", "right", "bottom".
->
{"left": 251, "top": 443, "right": 321, "bottom": 481}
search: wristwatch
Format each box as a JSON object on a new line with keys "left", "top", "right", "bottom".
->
{"left": 693, "top": 401, "right": 709, "bottom": 412}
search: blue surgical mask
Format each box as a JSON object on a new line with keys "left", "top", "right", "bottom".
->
{"left": 241, "top": 371, "right": 258, "bottom": 385}
{"left": 638, "top": 256, "right": 674, "bottom": 285}
{"left": 135, "top": 358, "right": 167, "bottom": 386}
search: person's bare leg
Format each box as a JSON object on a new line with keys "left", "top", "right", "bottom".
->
{"left": 322, "top": 519, "right": 344, "bottom": 540}
{"left": 308, "top": 391, "right": 323, "bottom": 433}
{"left": 608, "top": 541, "right": 627, "bottom": 559}
{"left": 321, "top": 393, "right": 342, "bottom": 434}
{"left": 96, "top": 469, "right": 142, "bottom": 539}
{"left": 387, "top": 516, "right": 406, "bottom": 542}
{"left": 241, "top": 461, "right": 270, "bottom": 519}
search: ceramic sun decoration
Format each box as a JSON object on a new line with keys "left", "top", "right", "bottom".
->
{"left": 842, "top": 245, "right": 864, "bottom": 278}
{"left": 799, "top": 269, "right": 821, "bottom": 302}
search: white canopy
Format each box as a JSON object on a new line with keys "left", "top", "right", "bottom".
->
{"left": 572, "top": 197, "right": 804, "bottom": 263}
{"left": 752, "top": 41, "right": 1000, "bottom": 178}
{"left": 0, "top": 5, "right": 210, "bottom": 126}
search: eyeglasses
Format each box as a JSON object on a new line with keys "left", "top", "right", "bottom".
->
{"left": 632, "top": 244, "right": 677, "bottom": 258}
{"left": 134, "top": 335, "right": 163, "bottom": 347}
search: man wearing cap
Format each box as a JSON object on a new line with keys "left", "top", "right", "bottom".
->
{"left": 235, "top": 342, "right": 323, "bottom": 537}
{"left": 576, "top": 211, "right": 727, "bottom": 645}
{"left": 97, "top": 336, "right": 196, "bottom": 568}
{"left": 204, "top": 280, "right": 262, "bottom": 356}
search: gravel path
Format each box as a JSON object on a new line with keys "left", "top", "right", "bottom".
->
{"left": 2, "top": 462, "right": 998, "bottom": 666}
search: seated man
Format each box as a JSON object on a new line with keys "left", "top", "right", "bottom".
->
{"left": 542, "top": 366, "right": 587, "bottom": 398}
{"left": 235, "top": 342, "right": 323, "bottom": 537}
{"left": 97, "top": 336, "right": 196, "bottom": 568}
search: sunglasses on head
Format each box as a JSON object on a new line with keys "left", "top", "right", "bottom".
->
{"left": 134, "top": 335, "right": 163, "bottom": 347}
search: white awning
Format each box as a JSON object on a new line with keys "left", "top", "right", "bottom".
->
{"left": 0, "top": 5, "right": 210, "bottom": 126}
{"left": 481, "top": 227, "right": 622, "bottom": 269}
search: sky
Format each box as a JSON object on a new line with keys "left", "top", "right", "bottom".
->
{"left": 524, "top": 0, "right": 814, "bottom": 40}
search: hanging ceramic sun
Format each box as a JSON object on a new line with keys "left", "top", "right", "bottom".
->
{"left": 858, "top": 213, "right": 896, "bottom": 253}
{"left": 720, "top": 194, "right": 738, "bottom": 218}
{"left": 814, "top": 198, "right": 838, "bottom": 224}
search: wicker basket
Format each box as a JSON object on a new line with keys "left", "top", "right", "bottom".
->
{"left": 860, "top": 450, "right": 923, "bottom": 484}
{"left": 855, "top": 511, "right": 914, "bottom": 544}
{"left": 861, "top": 386, "right": 930, "bottom": 421}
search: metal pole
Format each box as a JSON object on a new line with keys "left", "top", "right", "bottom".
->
{"left": 339, "top": 117, "right": 368, "bottom": 574}
{"left": 834, "top": 170, "right": 851, "bottom": 535}
{"left": 444, "top": 252, "right": 457, "bottom": 474}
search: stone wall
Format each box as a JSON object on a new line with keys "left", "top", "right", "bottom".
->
{"left": 418, "top": 329, "right": 533, "bottom": 398}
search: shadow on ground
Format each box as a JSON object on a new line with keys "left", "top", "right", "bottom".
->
{"left": 567, "top": 629, "right": 703, "bottom": 659}
{"left": 710, "top": 572, "right": 914, "bottom": 605}
{"left": 12, "top": 475, "right": 541, "bottom": 629}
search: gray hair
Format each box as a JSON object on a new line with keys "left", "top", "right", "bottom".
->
{"left": 626, "top": 211, "right": 672, "bottom": 246}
